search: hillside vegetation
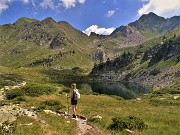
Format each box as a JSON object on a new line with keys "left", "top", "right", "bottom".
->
{"left": 91, "top": 28, "right": 180, "bottom": 89}
{"left": 0, "top": 17, "right": 95, "bottom": 70}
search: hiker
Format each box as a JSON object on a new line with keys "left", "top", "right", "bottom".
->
{"left": 67, "top": 83, "right": 80, "bottom": 118}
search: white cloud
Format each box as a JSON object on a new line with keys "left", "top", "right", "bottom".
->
{"left": 83, "top": 25, "right": 115, "bottom": 36}
{"left": 106, "top": 10, "right": 115, "bottom": 17}
{"left": 0, "top": 0, "right": 11, "bottom": 13}
{"left": 138, "top": 0, "right": 180, "bottom": 18}
{"left": 140, "top": 0, "right": 149, "bottom": 2}
{"left": 78, "top": 0, "right": 85, "bottom": 4}
{"left": 31, "top": 0, "right": 36, "bottom": 8}
{"left": 0, "top": 0, "right": 29, "bottom": 13}
{"left": 60, "top": 0, "right": 86, "bottom": 9}
{"left": 0, "top": 0, "right": 86, "bottom": 13}
{"left": 21, "top": 0, "right": 29, "bottom": 4}
{"left": 60, "top": 0, "right": 76, "bottom": 8}
{"left": 40, "top": 0, "right": 55, "bottom": 9}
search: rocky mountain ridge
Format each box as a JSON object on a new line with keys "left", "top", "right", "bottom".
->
{"left": 0, "top": 12, "right": 180, "bottom": 70}
{"left": 90, "top": 28, "right": 180, "bottom": 89}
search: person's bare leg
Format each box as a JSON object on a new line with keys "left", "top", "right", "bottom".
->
{"left": 72, "top": 105, "right": 76, "bottom": 115}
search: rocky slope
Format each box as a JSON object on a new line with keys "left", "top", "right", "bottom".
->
{"left": 0, "top": 17, "right": 95, "bottom": 69}
{"left": 93, "top": 12, "right": 180, "bottom": 60}
{"left": 90, "top": 28, "right": 180, "bottom": 89}
{"left": 0, "top": 13, "right": 180, "bottom": 69}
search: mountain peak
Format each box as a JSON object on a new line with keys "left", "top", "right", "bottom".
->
{"left": 15, "top": 17, "right": 38, "bottom": 25}
{"left": 58, "top": 21, "right": 70, "bottom": 25}
{"left": 139, "top": 12, "right": 165, "bottom": 21}
{"left": 42, "top": 17, "right": 56, "bottom": 23}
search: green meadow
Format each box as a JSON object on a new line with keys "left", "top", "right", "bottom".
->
{"left": 0, "top": 66, "right": 179, "bottom": 135}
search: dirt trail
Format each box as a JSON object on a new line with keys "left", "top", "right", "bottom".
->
{"left": 75, "top": 117, "right": 100, "bottom": 135}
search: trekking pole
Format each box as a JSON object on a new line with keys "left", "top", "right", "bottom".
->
{"left": 66, "top": 94, "right": 69, "bottom": 115}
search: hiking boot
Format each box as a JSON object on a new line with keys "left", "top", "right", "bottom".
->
{"left": 72, "top": 114, "right": 76, "bottom": 118}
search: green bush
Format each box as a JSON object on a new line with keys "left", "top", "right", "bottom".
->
{"left": 22, "top": 83, "right": 56, "bottom": 97}
{"left": 150, "top": 99, "right": 179, "bottom": 106}
{"left": 0, "top": 74, "right": 24, "bottom": 86}
{"left": 6, "top": 83, "right": 56, "bottom": 100}
{"left": 6, "top": 88, "right": 24, "bottom": 100}
{"left": 153, "top": 89, "right": 180, "bottom": 94}
{"left": 15, "top": 96, "right": 26, "bottom": 102}
{"left": 109, "top": 115, "right": 147, "bottom": 131}
{"left": 62, "top": 87, "right": 71, "bottom": 93}
{"left": 88, "top": 117, "right": 106, "bottom": 127}
{"left": 150, "top": 69, "right": 160, "bottom": 76}
{"left": 38, "top": 100, "right": 65, "bottom": 112}
{"left": 174, "top": 71, "right": 180, "bottom": 78}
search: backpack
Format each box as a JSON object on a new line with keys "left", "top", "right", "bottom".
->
{"left": 73, "top": 89, "right": 80, "bottom": 100}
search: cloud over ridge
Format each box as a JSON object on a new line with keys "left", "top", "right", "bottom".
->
{"left": 83, "top": 25, "right": 115, "bottom": 36}
{"left": 138, "top": 0, "right": 180, "bottom": 18}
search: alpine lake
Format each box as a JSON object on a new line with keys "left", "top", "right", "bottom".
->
{"left": 62, "top": 81, "right": 150, "bottom": 100}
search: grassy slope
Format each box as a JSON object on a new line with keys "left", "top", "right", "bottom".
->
{"left": 10, "top": 91, "right": 180, "bottom": 135}
{"left": 1, "top": 66, "right": 180, "bottom": 135}
{"left": 0, "top": 19, "right": 95, "bottom": 70}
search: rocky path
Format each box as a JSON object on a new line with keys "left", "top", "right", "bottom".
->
{"left": 76, "top": 118, "right": 99, "bottom": 135}
{"left": 0, "top": 82, "right": 100, "bottom": 135}
{"left": 55, "top": 111, "right": 100, "bottom": 135}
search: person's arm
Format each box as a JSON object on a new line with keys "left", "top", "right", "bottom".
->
{"left": 67, "top": 90, "right": 73, "bottom": 98}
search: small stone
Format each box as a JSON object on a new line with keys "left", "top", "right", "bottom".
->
{"left": 125, "top": 129, "right": 133, "bottom": 133}
{"left": 174, "top": 96, "right": 179, "bottom": 100}
{"left": 91, "top": 115, "right": 102, "bottom": 119}
{"left": 67, "top": 121, "right": 70, "bottom": 123}
{"left": 136, "top": 98, "right": 141, "bottom": 101}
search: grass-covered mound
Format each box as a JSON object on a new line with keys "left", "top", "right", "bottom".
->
{"left": 0, "top": 74, "right": 24, "bottom": 88}
{"left": 109, "top": 115, "right": 147, "bottom": 131}
{"left": 37, "top": 100, "right": 65, "bottom": 112}
{"left": 6, "top": 83, "right": 56, "bottom": 99}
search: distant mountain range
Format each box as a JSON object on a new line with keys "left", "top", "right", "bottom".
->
{"left": 112, "top": 12, "right": 180, "bottom": 37}
{"left": 90, "top": 28, "right": 180, "bottom": 89}
{"left": 0, "top": 12, "right": 180, "bottom": 70}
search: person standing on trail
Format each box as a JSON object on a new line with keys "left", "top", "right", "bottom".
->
{"left": 67, "top": 83, "right": 80, "bottom": 118}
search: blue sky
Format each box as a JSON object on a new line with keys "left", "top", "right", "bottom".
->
{"left": 0, "top": 0, "right": 180, "bottom": 35}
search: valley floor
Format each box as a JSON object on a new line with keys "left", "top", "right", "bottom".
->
{"left": 0, "top": 67, "right": 180, "bottom": 135}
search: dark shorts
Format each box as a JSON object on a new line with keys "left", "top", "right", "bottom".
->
{"left": 71, "top": 99, "right": 78, "bottom": 105}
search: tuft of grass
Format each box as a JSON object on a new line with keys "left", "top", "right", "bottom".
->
{"left": 14, "top": 116, "right": 42, "bottom": 135}
{"left": 37, "top": 100, "right": 65, "bottom": 112}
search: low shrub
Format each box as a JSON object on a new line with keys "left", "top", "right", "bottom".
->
{"left": 38, "top": 100, "right": 65, "bottom": 112}
{"left": 88, "top": 116, "right": 106, "bottom": 127}
{"left": 15, "top": 96, "right": 26, "bottom": 102}
{"left": 109, "top": 115, "right": 147, "bottom": 131}
{"left": 150, "top": 99, "right": 179, "bottom": 106}
{"left": 22, "top": 83, "right": 56, "bottom": 97}
{"left": 153, "top": 89, "right": 180, "bottom": 94}
{"left": 174, "top": 71, "right": 180, "bottom": 78}
{"left": 6, "top": 83, "right": 57, "bottom": 100}
{"left": 150, "top": 69, "right": 160, "bottom": 76}
{"left": 110, "top": 95, "right": 124, "bottom": 101}
{"left": 62, "top": 87, "right": 71, "bottom": 93}
{"left": 6, "top": 88, "right": 24, "bottom": 100}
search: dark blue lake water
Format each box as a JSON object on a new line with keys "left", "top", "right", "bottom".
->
{"left": 63, "top": 82, "right": 150, "bottom": 100}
